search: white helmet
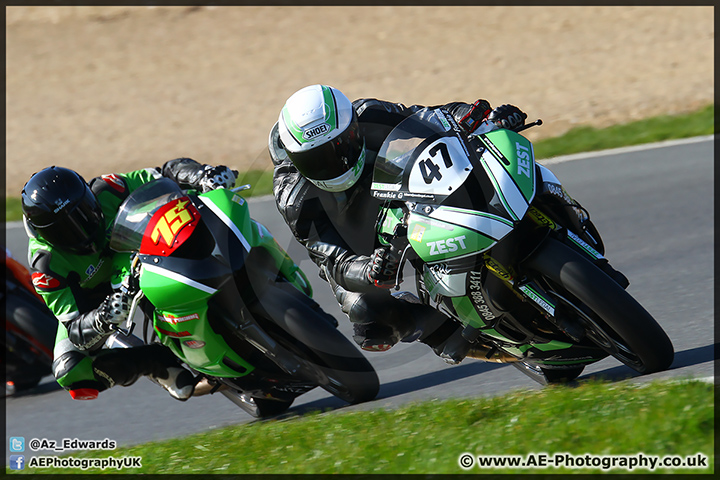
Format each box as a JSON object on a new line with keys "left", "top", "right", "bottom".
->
{"left": 278, "top": 85, "right": 366, "bottom": 192}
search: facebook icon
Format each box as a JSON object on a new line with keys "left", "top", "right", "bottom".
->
{"left": 10, "top": 455, "right": 25, "bottom": 470}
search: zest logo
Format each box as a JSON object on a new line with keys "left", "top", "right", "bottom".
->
{"left": 516, "top": 142, "right": 532, "bottom": 178}
{"left": 141, "top": 197, "right": 199, "bottom": 256}
{"left": 427, "top": 235, "right": 467, "bottom": 256}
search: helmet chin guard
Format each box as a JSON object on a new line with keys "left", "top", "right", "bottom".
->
{"left": 307, "top": 144, "right": 366, "bottom": 192}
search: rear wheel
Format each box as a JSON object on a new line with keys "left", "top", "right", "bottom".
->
{"left": 250, "top": 282, "right": 380, "bottom": 405}
{"left": 524, "top": 237, "right": 674, "bottom": 374}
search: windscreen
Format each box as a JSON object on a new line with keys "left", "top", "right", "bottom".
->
{"left": 109, "top": 178, "right": 187, "bottom": 252}
{"left": 371, "top": 108, "right": 473, "bottom": 203}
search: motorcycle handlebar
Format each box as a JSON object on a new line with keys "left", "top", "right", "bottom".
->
{"left": 513, "top": 119, "right": 543, "bottom": 133}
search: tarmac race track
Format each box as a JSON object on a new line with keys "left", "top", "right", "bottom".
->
{"left": 4, "top": 137, "right": 713, "bottom": 465}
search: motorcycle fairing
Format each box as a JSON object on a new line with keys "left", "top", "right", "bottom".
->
{"left": 125, "top": 186, "right": 255, "bottom": 377}
{"left": 475, "top": 129, "right": 536, "bottom": 222}
{"left": 140, "top": 197, "right": 200, "bottom": 257}
{"left": 371, "top": 108, "right": 473, "bottom": 203}
{"left": 406, "top": 206, "right": 511, "bottom": 263}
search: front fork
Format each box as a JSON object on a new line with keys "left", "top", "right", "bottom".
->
{"left": 479, "top": 205, "right": 627, "bottom": 342}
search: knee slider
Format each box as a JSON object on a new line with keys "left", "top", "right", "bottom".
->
{"left": 52, "top": 351, "right": 87, "bottom": 381}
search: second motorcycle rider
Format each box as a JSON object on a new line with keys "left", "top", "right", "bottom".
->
{"left": 21, "top": 159, "right": 238, "bottom": 401}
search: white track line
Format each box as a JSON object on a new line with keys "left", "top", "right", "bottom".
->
{"left": 539, "top": 135, "right": 713, "bottom": 165}
{"left": 6, "top": 135, "right": 713, "bottom": 230}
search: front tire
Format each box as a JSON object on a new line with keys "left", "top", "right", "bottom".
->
{"left": 524, "top": 237, "right": 674, "bottom": 374}
{"left": 250, "top": 282, "right": 380, "bottom": 405}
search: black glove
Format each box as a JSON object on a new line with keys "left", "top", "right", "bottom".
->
{"left": 487, "top": 104, "right": 527, "bottom": 131}
{"left": 94, "top": 291, "right": 131, "bottom": 333}
{"left": 458, "top": 99, "right": 492, "bottom": 133}
{"left": 368, "top": 246, "right": 402, "bottom": 289}
{"left": 199, "top": 165, "right": 238, "bottom": 192}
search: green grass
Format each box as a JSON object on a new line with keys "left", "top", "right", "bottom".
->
{"left": 12, "top": 378, "right": 713, "bottom": 475}
{"left": 533, "top": 103, "right": 714, "bottom": 159}
{"left": 4, "top": 104, "right": 713, "bottom": 223}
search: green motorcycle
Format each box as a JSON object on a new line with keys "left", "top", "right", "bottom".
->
{"left": 107, "top": 178, "right": 379, "bottom": 417}
{"left": 371, "top": 108, "right": 673, "bottom": 384}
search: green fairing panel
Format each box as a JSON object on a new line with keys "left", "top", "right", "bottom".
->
{"left": 154, "top": 307, "right": 254, "bottom": 377}
{"left": 450, "top": 296, "right": 578, "bottom": 356}
{"left": 378, "top": 207, "right": 405, "bottom": 246}
{"left": 481, "top": 129, "right": 535, "bottom": 202}
{"left": 140, "top": 266, "right": 215, "bottom": 309}
{"left": 474, "top": 129, "right": 536, "bottom": 222}
{"left": 249, "top": 219, "right": 313, "bottom": 297}
{"left": 200, "top": 189, "right": 312, "bottom": 296}
{"left": 451, "top": 296, "right": 518, "bottom": 342}
{"left": 199, "top": 188, "right": 254, "bottom": 243}
{"left": 407, "top": 207, "right": 515, "bottom": 263}
{"left": 451, "top": 296, "right": 488, "bottom": 330}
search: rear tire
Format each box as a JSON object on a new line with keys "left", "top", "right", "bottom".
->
{"left": 524, "top": 237, "right": 674, "bottom": 374}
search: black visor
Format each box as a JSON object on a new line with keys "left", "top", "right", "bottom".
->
{"left": 35, "top": 188, "right": 105, "bottom": 255}
{"left": 289, "top": 116, "right": 363, "bottom": 182}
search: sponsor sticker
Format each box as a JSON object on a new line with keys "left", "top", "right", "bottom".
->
{"left": 31, "top": 272, "right": 61, "bottom": 290}
{"left": 158, "top": 313, "right": 199, "bottom": 324}
{"left": 141, "top": 197, "right": 199, "bottom": 256}
{"left": 101, "top": 174, "right": 126, "bottom": 193}
{"left": 154, "top": 326, "right": 191, "bottom": 338}
{"left": 410, "top": 224, "right": 426, "bottom": 242}
{"left": 302, "top": 123, "right": 330, "bottom": 141}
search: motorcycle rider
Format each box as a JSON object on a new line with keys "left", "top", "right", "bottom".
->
{"left": 269, "top": 84, "right": 527, "bottom": 360}
{"left": 21, "top": 159, "right": 237, "bottom": 401}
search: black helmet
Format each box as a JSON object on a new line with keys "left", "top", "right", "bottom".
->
{"left": 21, "top": 166, "right": 105, "bottom": 255}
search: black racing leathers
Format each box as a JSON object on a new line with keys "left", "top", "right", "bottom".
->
{"left": 271, "top": 99, "right": 477, "bottom": 290}
{"left": 270, "top": 98, "right": 479, "bottom": 346}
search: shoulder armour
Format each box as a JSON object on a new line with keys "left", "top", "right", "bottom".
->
{"left": 89, "top": 174, "right": 130, "bottom": 201}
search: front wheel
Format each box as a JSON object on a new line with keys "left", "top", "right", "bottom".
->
{"left": 250, "top": 282, "right": 380, "bottom": 405}
{"left": 523, "top": 237, "right": 674, "bottom": 374}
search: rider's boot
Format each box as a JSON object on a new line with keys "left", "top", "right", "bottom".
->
{"left": 352, "top": 321, "right": 414, "bottom": 352}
